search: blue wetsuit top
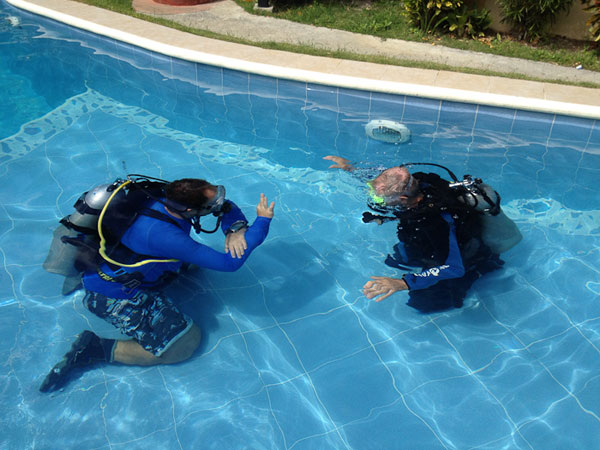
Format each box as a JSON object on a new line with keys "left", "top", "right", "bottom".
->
{"left": 83, "top": 199, "right": 271, "bottom": 298}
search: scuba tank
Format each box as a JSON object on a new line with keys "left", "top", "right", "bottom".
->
{"left": 43, "top": 182, "right": 123, "bottom": 295}
{"left": 69, "top": 183, "right": 122, "bottom": 231}
{"left": 450, "top": 174, "right": 522, "bottom": 255}
{"left": 43, "top": 177, "right": 173, "bottom": 294}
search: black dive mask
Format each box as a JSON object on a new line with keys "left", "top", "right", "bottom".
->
{"left": 178, "top": 185, "right": 228, "bottom": 219}
{"left": 166, "top": 185, "right": 231, "bottom": 233}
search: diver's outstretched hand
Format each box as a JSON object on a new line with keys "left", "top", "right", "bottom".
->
{"left": 256, "top": 193, "right": 275, "bottom": 218}
{"left": 363, "top": 276, "right": 408, "bottom": 302}
{"left": 225, "top": 228, "right": 247, "bottom": 259}
{"left": 323, "top": 155, "right": 354, "bottom": 172}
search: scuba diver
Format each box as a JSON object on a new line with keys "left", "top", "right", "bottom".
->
{"left": 324, "top": 156, "right": 521, "bottom": 312}
{"left": 41, "top": 175, "right": 274, "bottom": 393}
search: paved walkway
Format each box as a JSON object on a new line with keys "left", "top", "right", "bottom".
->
{"left": 133, "top": 0, "right": 600, "bottom": 86}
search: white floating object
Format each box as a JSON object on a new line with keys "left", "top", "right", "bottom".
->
{"left": 365, "top": 120, "right": 411, "bottom": 144}
{"left": 7, "top": 16, "right": 20, "bottom": 27}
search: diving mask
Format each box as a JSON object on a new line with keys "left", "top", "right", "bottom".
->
{"left": 367, "top": 184, "right": 407, "bottom": 207}
{"left": 170, "top": 185, "right": 229, "bottom": 220}
{"left": 197, "top": 184, "right": 227, "bottom": 216}
{"left": 181, "top": 185, "right": 231, "bottom": 234}
{"left": 367, "top": 172, "right": 417, "bottom": 206}
{"left": 368, "top": 184, "right": 386, "bottom": 205}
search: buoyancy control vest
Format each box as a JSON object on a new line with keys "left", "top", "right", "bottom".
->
{"left": 396, "top": 172, "right": 482, "bottom": 267}
{"left": 43, "top": 176, "right": 183, "bottom": 294}
{"left": 363, "top": 164, "right": 522, "bottom": 267}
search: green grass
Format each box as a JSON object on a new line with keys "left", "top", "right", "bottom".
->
{"left": 73, "top": 0, "right": 600, "bottom": 87}
{"left": 246, "top": 0, "right": 599, "bottom": 72}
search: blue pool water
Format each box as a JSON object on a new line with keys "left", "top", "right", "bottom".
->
{"left": 1, "top": 2, "right": 600, "bottom": 449}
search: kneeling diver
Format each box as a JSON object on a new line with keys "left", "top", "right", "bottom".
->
{"left": 41, "top": 175, "right": 275, "bottom": 392}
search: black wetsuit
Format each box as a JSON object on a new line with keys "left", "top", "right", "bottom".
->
{"left": 375, "top": 172, "right": 503, "bottom": 312}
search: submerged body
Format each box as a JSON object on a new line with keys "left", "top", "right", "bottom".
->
{"left": 41, "top": 177, "right": 274, "bottom": 392}
{"left": 324, "top": 156, "right": 520, "bottom": 311}
{"left": 382, "top": 171, "right": 505, "bottom": 311}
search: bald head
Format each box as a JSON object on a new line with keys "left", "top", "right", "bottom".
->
{"left": 371, "top": 166, "right": 419, "bottom": 201}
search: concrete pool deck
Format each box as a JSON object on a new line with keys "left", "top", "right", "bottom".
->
{"left": 7, "top": 0, "right": 600, "bottom": 119}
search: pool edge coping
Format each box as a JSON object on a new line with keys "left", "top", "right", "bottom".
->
{"left": 7, "top": 0, "right": 600, "bottom": 121}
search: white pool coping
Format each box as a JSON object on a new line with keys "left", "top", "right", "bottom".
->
{"left": 7, "top": 0, "right": 600, "bottom": 120}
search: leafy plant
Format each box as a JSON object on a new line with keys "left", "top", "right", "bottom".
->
{"left": 447, "top": 4, "right": 491, "bottom": 38}
{"left": 581, "top": 0, "right": 600, "bottom": 41}
{"left": 403, "top": 0, "right": 464, "bottom": 34}
{"left": 403, "top": 0, "right": 489, "bottom": 36}
{"left": 498, "top": 0, "right": 574, "bottom": 41}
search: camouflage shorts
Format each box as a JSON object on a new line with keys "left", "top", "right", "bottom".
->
{"left": 83, "top": 290, "right": 192, "bottom": 356}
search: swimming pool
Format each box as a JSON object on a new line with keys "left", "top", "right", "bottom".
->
{"left": 2, "top": 1, "right": 600, "bottom": 448}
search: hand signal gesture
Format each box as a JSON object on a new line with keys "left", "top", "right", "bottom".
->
{"left": 256, "top": 193, "right": 275, "bottom": 218}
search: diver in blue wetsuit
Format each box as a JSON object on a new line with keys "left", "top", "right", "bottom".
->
{"left": 325, "top": 156, "right": 515, "bottom": 312}
{"left": 40, "top": 177, "right": 274, "bottom": 392}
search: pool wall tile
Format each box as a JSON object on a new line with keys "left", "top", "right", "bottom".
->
{"left": 551, "top": 114, "right": 596, "bottom": 143}
{"left": 130, "top": 43, "right": 154, "bottom": 70}
{"left": 306, "top": 83, "right": 337, "bottom": 110}
{"left": 574, "top": 167, "right": 600, "bottom": 192}
{"left": 438, "top": 100, "right": 477, "bottom": 128}
{"left": 197, "top": 64, "right": 224, "bottom": 94}
{"left": 150, "top": 52, "right": 172, "bottom": 78}
{"left": 276, "top": 118, "right": 308, "bottom": 144}
{"left": 276, "top": 78, "right": 307, "bottom": 101}
{"left": 248, "top": 73, "right": 278, "bottom": 98}
{"left": 589, "top": 119, "right": 600, "bottom": 145}
{"left": 171, "top": 56, "right": 198, "bottom": 86}
{"left": 305, "top": 107, "right": 338, "bottom": 128}
{"left": 275, "top": 99, "right": 307, "bottom": 124}
{"left": 226, "top": 106, "right": 256, "bottom": 131}
{"left": 337, "top": 87, "right": 371, "bottom": 117}
{"left": 579, "top": 150, "right": 600, "bottom": 168}
{"left": 202, "top": 96, "right": 227, "bottom": 123}
{"left": 403, "top": 97, "right": 442, "bottom": 125}
{"left": 252, "top": 117, "right": 279, "bottom": 138}
{"left": 369, "top": 92, "right": 406, "bottom": 120}
{"left": 223, "top": 70, "right": 249, "bottom": 94}
{"left": 511, "top": 110, "right": 554, "bottom": 141}
{"left": 224, "top": 92, "right": 252, "bottom": 116}
{"left": 474, "top": 104, "right": 516, "bottom": 134}
{"left": 113, "top": 40, "right": 137, "bottom": 67}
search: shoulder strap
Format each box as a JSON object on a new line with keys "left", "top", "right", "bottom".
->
{"left": 138, "top": 208, "right": 185, "bottom": 230}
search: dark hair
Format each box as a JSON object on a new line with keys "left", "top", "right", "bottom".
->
{"left": 165, "top": 179, "right": 215, "bottom": 209}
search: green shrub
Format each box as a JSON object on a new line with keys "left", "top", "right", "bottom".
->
{"left": 582, "top": 0, "right": 600, "bottom": 41}
{"left": 447, "top": 4, "right": 491, "bottom": 37}
{"left": 403, "top": 0, "right": 464, "bottom": 34}
{"left": 403, "top": 0, "right": 490, "bottom": 36}
{"left": 498, "top": 0, "right": 574, "bottom": 40}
